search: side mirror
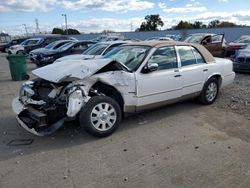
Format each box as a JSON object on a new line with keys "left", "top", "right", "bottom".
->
{"left": 142, "top": 63, "right": 159, "bottom": 73}
{"left": 201, "top": 41, "right": 207, "bottom": 45}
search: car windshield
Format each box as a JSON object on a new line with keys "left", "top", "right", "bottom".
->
{"left": 82, "top": 43, "right": 108, "bottom": 55}
{"left": 103, "top": 45, "right": 150, "bottom": 71}
{"left": 21, "top": 39, "right": 41, "bottom": 45}
{"left": 44, "top": 41, "right": 59, "bottom": 49}
{"left": 234, "top": 37, "right": 250, "bottom": 43}
{"left": 184, "top": 35, "right": 204, "bottom": 43}
{"left": 57, "top": 42, "right": 75, "bottom": 51}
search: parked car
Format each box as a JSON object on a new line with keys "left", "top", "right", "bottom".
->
{"left": 0, "top": 38, "right": 29, "bottom": 52}
{"left": 7, "top": 35, "right": 70, "bottom": 54}
{"left": 12, "top": 41, "right": 235, "bottom": 137}
{"left": 7, "top": 38, "right": 42, "bottom": 54}
{"left": 94, "top": 33, "right": 125, "bottom": 42}
{"left": 224, "top": 35, "right": 250, "bottom": 57}
{"left": 146, "top": 37, "right": 174, "bottom": 41}
{"left": 233, "top": 44, "right": 250, "bottom": 72}
{"left": 29, "top": 40, "right": 74, "bottom": 61}
{"left": 184, "top": 33, "right": 225, "bottom": 57}
{"left": 54, "top": 40, "right": 130, "bottom": 63}
{"left": 32, "top": 40, "right": 96, "bottom": 67}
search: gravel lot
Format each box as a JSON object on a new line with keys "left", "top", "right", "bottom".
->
{"left": 0, "top": 53, "right": 249, "bottom": 188}
{"left": 215, "top": 73, "right": 250, "bottom": 119}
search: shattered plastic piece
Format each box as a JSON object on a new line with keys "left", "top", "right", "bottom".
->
{"left": 194, "top": 146, "right": 199, "bottom": 150}
{"left": 7, "top": 139, "right": 34, "bottom": 146}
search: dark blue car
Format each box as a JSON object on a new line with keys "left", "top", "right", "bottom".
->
{"left": 233, "top": 45, "right": 250, "bottom": 73}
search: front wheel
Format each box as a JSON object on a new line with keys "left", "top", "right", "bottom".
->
{"left": 16, "top": 50, "right": 26, "bottom": 55}
{"left": 199, "top": 78, "right": 219, "bottom": 105}
{"left": 79, "top": 96, "right": 122, "bottom": 137}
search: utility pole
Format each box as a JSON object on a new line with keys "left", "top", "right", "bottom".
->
{"left": 61, "top": 14, "right": 68, "bottom": 35}
{"left": 22, "top": 24, "right": 28, "bottom": 36}
{"left": 35, "top": 18, "right": 40, "bottom": 34}
{"left": 130, "top": 21, "right": 133, "bottom": 32}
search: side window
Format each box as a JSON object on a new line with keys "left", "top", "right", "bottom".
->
{"left": 72, "top": 44, "right": 88, "bottom": 51}
{"left": 177, "top": 46, "right": 197, "bottom": 67}
{"left": 103, "top": 43, "right": 122, "bottom": 55}
{"left": 211, "top": 35, "right": 223, "bottom": 43}
{"left": 192, "top": 47, "right": 205, "bottom": 64}
{"left": 148, "top": 46, "right": 177, "bottom": 70}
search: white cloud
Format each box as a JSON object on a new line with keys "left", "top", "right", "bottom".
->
{"left": 159, "top": 2, "right": 207, "bottom": 13}
{"left": 59, "top": 0, "right": 154, "bottom": 12}
{"left": 0, "top": 0, "right": 154, "bottom": 12}
{"left": 0, "top": 0, "right": 57, "bottom": 12}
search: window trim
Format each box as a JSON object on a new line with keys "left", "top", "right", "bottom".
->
{"left": 176, "top": 45, "right": 206, "bottom": 68}
{"left": 145, "top": 45, "right": 179, "bottom": 72}
{"left": 191, "top": 46, "right": 206, "bottom": 64}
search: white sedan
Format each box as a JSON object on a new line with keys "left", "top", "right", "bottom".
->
{"left": 12, "top": 41, "right": 235, "bottom": 137}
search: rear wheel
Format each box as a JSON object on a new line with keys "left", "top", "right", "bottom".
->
{"left": 199, "top": 78, "right": 219, "bottom": 105}
{"left": 79, "top": 96, "right": 122, "bottom": 137}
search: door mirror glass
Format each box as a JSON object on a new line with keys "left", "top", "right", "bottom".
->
{"left": 142, "top": 63, "right": 159, "bottom": 73}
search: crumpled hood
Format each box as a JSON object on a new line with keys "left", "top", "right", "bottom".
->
{"left": 32, "top": 58, "right": 113, "bottom": 83}
{"left": 55, "top": 54, "right": 102, "bottom": 63}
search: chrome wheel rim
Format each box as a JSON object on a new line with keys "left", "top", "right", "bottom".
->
{"left": 206, "top": 82, "right": 218, "bottom": 102}
{"left": 90, "top": 103, "right": 117, "bottom": 131}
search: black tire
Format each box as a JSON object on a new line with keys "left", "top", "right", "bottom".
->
{"left": 79, "top": 96, "right": 122, "bottom": 137}
{"left": 22, "top": 74, "right": 30, "bottom": 80}
{"left": 16, "top": 50, "right": 24, "bottom": 55}
{"left": 199, "top": 77, "right": 219, "bottom": 105}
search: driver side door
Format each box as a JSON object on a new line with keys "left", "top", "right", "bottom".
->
{"left": 202, "top": 34, "right": 224, "bottom": 57}
{"left": 135, "top": 46, "right": 182, "bottom": 109}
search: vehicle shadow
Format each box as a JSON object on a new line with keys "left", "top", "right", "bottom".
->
{"left": 0, "top": 100, "right": 204, "bottom": 161}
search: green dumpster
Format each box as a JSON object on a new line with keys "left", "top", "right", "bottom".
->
{"left": 6, "top": 55, "right": 29, "bottom": 81}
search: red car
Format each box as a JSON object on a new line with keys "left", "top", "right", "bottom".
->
{"left": 225, "top": 35, "right": 250, "bottom": 57}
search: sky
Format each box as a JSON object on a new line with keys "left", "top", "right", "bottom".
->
{"left": 0, "top": 0, "right": 250, "bottom": 35}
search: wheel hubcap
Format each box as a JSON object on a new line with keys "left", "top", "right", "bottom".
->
{"left": 206, "top": 82, "right": 218, "bottom": 102}
{"left": 90, "top": 103, "right": 117, "bottom": 131}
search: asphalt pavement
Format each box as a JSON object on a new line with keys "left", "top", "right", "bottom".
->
{"left": 0, "top": 53, "right": 249, "bottom": 188}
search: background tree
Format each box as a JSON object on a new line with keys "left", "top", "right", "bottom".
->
{"left": 52, "top": 28, "right": 64, "bottom": 34}
{"left": 137, "top": 14, "right": 164, "bottom": 31}
{"left": 218, "top": 21, "right": 237, "bottom": 28}
{"left": 192, "top": 21, "right": 203, "bottom": 29}
{"left": 174, "top": 21, "right": 193, "bottom": 30}
{"left": 208, "top": 20, "right": 220, "bottom": 28}
{"left": 52, "top": 27, "right": 81, "bottom": 35}
{"left": 67, "top": 28, "right": 81, "bottom": 35}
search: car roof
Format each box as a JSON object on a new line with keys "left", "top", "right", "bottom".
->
{"left": 26, "top": 38, "right": 43, "bottom": 41}
{"left": 189, "top": 33, "right": 216, "bottom": 36}
{"left": 123, "top": 40, "right": 215, "bottom": 63}
{"left": 97, "top": 40, "right": 129, "bottom": 45}
{"left": 75, "top": 40, "right": 96, "bottom": 44}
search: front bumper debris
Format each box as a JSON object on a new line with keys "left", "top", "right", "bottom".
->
{"left": 12, "top": 97, "right": 66, "bottom": 136}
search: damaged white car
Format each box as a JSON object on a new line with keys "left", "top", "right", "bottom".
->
{"left": 12, "top": 41, "right": 235, "bottom": 137}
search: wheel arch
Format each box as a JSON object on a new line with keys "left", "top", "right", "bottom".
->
{"left": 206, "top": 74, "right": 222, "bottom": 87}
{"left": 90, "top": 81, "right": 124, "bottom": 111}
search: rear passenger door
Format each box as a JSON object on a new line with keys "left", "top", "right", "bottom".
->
{"left": 176, "top": 46, "right": 208, "bottom": 96}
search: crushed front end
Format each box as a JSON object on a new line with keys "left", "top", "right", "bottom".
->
{"left": 12, "top": 79, "right": 90, "bottom": 136}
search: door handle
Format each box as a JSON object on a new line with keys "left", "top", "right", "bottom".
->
{"left": 203, "top": 69, "right": 208, "bottom": 72}
{"left": 174, "top": 74, "right": 182, "bottom": 77}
